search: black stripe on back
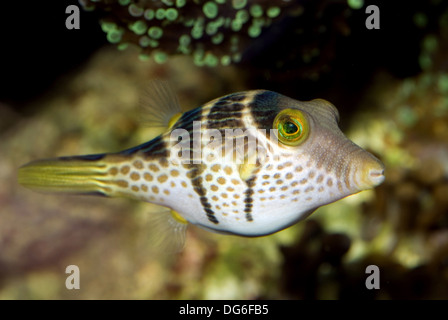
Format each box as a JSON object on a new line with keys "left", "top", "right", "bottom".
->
{"left": 172, "top": 107, "right": 202, "bottom": 132}
{"left": 247, "top": 91, "right": 280, "bottom": 131}
{"left": 119, "top": 135, "right": 168, "bottom": 158}
{"left": 206, "top": 95, "right": 245, "bottom": 129}
{"left": 60, "top": 154, "right": 106, "bottom": 161}
{"left": 170, "top": 106, "right": 203, "bottom": 151}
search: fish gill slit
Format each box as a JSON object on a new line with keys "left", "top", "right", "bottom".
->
{"left": 344, "top": 162, "right": 352, "bottom": 190}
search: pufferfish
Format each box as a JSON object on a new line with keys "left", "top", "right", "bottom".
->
{"left": 18, "top": 81, "right": 385, "bottom": 240}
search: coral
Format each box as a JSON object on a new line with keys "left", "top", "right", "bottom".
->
{"left": 79, "top": 0, "right": 294, "bottom": 66}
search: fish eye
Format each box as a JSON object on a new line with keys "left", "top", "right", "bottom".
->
{"left": 273, "top": 109, "right": 309, "bottom": 146}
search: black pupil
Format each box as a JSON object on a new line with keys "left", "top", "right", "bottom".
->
{"left": 284, "top": 121, "right": 298, "bottom": 134}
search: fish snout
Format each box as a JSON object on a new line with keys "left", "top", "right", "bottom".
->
{"left": 354, "top": 152, "right": 385, "bottom": 191}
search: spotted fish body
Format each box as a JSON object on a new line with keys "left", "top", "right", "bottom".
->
{"left": 18, "top": 86, "right": 385, "bottom": 237}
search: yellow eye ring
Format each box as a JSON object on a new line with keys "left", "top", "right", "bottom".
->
{"left": 273, "top": 109, "right": 309, "bottom": 146}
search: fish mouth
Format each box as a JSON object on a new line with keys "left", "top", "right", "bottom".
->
{"left": 368, "top": 167, "right": 385, "bottom": 185}
{"left": 355, "top": 153, "right": 386, "bottom": 190}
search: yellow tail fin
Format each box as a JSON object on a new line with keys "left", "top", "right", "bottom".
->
{"left": 18, "top": 155, "right": 111, "bottom": 196}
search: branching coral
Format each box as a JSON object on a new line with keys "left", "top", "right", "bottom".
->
{"left": 78, "top": 0, "right": 295, "bottom": 66}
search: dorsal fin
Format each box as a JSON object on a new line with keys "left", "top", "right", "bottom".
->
{"left": 139, "top": 80, "right": 182, "bottom": 130}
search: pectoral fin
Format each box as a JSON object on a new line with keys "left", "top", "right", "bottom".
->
{"left": 238, "top": 150, "right": 263, "bottom": 182}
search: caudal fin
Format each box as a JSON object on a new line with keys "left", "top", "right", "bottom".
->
{"left": 18, "top": 154, "right": 111, "bottom": 196}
